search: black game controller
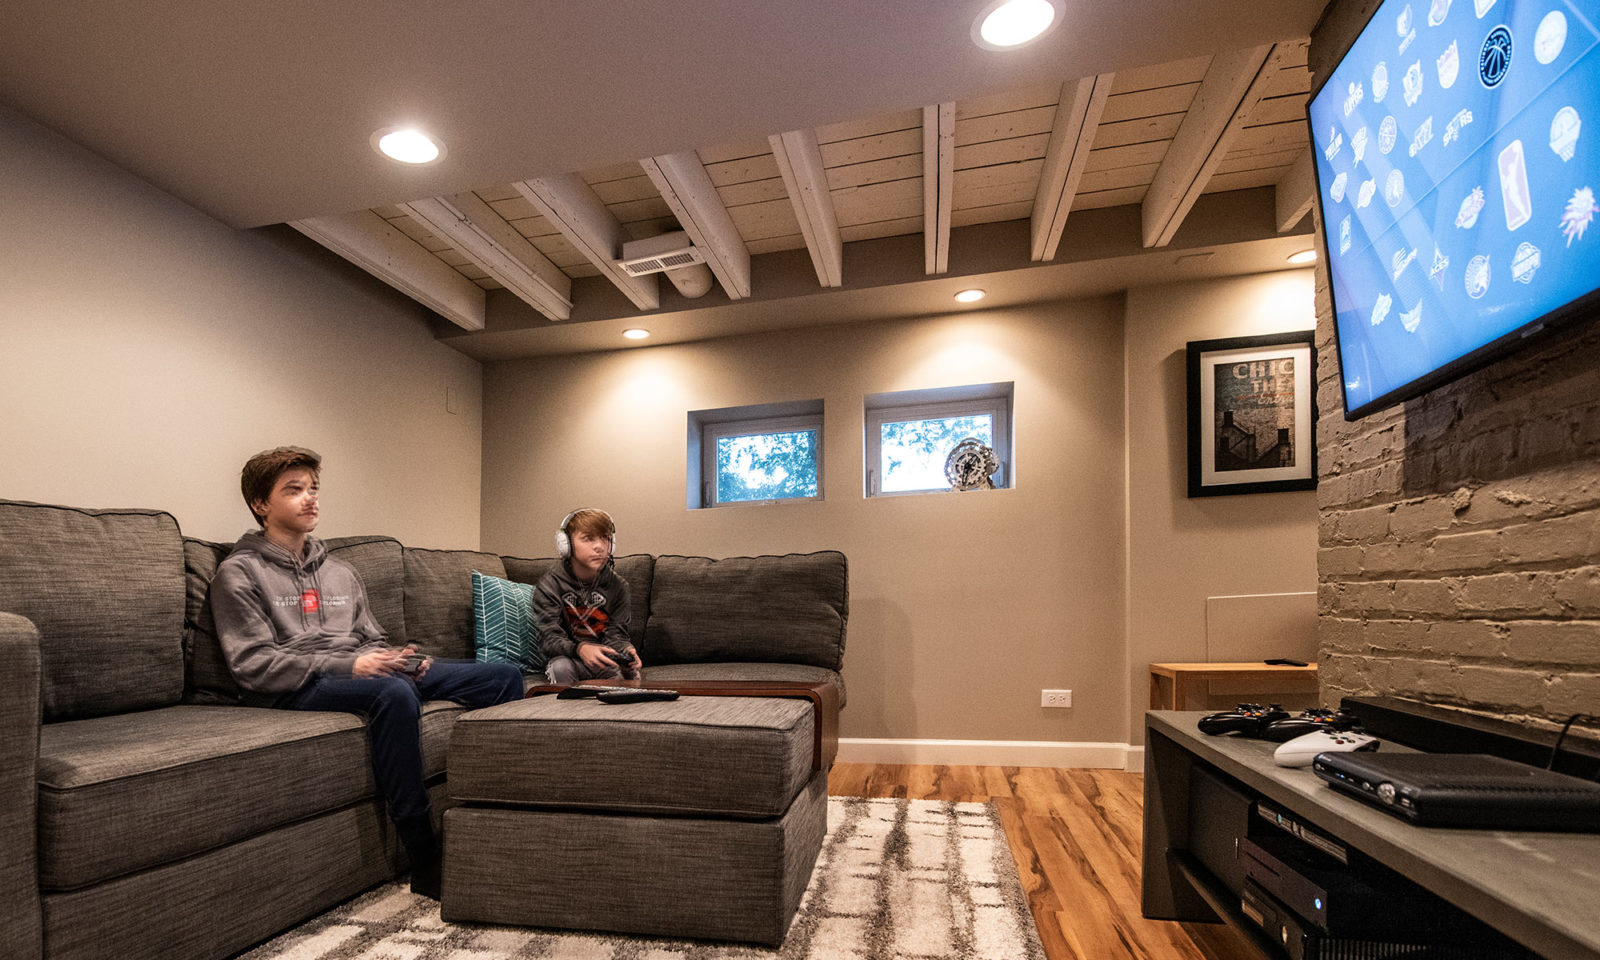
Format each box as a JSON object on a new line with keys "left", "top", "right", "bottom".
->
{"left": 1198, "top": 703, "right": 1291, "bottom": 737}
{"left": 399, "top": 653, "right": 428, "bottom": 675}
{"left": 1260, "top": 708, "right": 1361, "bottom": 742}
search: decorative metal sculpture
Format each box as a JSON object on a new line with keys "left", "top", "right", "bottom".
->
{"left": 944, "top": 438, "right": 999, "bottom": 491}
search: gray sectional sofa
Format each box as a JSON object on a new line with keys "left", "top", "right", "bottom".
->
{"left": 0, "top": 499, "right": 848, "bottom": 960}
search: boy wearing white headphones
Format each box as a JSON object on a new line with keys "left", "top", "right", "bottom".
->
{"left": 532, "top": 508, "right": 640, "bottom": 684}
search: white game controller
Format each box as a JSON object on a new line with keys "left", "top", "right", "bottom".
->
{"left": 1273, "top": 729, "right": 1380, "bottom": 767}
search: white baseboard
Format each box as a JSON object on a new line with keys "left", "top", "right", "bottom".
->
{"left": 839, "top": 738, "right": 1145, "bottom": 771}
{"left": 1124, "top": 747, "right": 1145, "bottom": 774}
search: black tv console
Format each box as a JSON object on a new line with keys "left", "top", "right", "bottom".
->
{"left": 1143, "top": 711, "right": 1600, "bottom": 959}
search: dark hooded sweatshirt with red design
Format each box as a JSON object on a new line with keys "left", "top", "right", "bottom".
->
{"left": 532, "top": 559, "right": 633, "bottom": 663}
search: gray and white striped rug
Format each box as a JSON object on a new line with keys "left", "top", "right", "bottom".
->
{"left": 239, "top": 797, "right": 1047, "bottom": 960}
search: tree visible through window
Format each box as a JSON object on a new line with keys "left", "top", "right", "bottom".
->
{"left": 715, "top": 429, "right": 820, "bottom": 502}
{"left": 879, "top": 415, "right": 993, "bottom": 492}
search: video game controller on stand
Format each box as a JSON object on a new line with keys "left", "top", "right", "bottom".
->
{"left": 1273, "top": 729, "right": 1379, "bottom": 767}
{"left": 1261, "top": 708, "right": 1361, "bottom": 742}
{"left": 1198, "top": 703, "right": 1291, "bottom": 737}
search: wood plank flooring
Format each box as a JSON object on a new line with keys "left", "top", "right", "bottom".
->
{"left": 826, "top": 763, "right": 1258, "bottom": 960}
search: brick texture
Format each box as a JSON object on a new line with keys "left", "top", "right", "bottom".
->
{"left": 1313, "top": 0, "right": 1600, "bottom": 728}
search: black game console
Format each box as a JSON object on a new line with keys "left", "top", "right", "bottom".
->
{"left": 1313, "top": 752, "right": 1600, "bottom": 829}
{"left": 1238, "top": 829, "right": 1536, "bottom": 958}
{"left": 1239, "top": 877, "right": 1529, "bottom": 960}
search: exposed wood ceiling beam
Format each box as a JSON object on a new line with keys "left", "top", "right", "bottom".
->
{"left": 1140, "top": 42, "right": 1287, "bottom": 248}
{"left": 289, "top": 210, "right": 486, "bottom": 331}
{"left": 770, "top": 129, "right": 843, "bottom": 288}
{"left": 922, "top": 102, "right": 954, "bottom": 274}
{"left": 1030, "top": 75, "right": 1114, "bottom": 262}
{"left": 639, "top": 152, "right": 752, "bottom": 299}
{"left": 1275, "top": 149, "right": 1316, "bottom": 232}
{"left": 513, "top": 175, "right": 660, "bottom": 311}
{"left": 401, "top": 193, "right": 572, "bottom": 321}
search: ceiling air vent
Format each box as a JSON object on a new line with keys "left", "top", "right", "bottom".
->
{"left": 619, "top": 231, "right": 705, "bottom": 277}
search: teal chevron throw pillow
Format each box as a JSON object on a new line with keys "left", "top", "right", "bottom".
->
{"left": 471, "top": 571, "right": 541, "bottom": 672}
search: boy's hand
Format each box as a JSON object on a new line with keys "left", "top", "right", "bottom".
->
{"left": 354, "top": 649, "right": 405, "bottom": 677}
{"left": 397, "top": 646, "right": 432, "bottom": 679}
{"left": 578, "top": 643, "right": 637, "bottom": 674}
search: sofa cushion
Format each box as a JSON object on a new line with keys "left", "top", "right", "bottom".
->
{"left": 404, "top": 548, "right": 506, "bottom": 660}
{"left": 36, "top": 702, "right": 462, "bottom": 891}
{"left": 472, "top": 571, "right": 541, "bottom": 672}
{"left": 501, "top": 553, "right": 654, "bottom": 644}
{"left": 181, "top": 538, "right": 240, "bottom": 705}
{"left": 450, "top": 696, "right": 813, "bottom": 819}
{"left": 323, "top": 536, "right": 407, "bottom": 647}
{"left": 0, "top": 500, "right": 185, "bottom": 721}
{"left": 643, "top": 552, "right": 847, "bottom": 671}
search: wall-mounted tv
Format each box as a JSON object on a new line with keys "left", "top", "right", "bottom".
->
{"left": 1309, "top": 0, "right": 1600, "bottom": 419}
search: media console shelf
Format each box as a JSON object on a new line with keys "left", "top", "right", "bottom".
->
{"left": 1142, "top": 711, "right": 1600, "bottom": 960}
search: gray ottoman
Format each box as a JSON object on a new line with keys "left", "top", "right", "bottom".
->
{"left": 440, "top": 695, "right": 826, "bottom": 946}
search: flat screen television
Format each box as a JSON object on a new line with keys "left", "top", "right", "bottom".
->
{"left": 1308, "top": 0, "right": 1600, "bottom": 419}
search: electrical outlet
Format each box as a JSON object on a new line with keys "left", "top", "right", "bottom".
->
{"left": 1041, "top": 689, "right": 1072, "bottom": 708}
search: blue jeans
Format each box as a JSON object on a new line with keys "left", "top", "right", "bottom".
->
{"left": 278, "top": 659, "right": 524, "bottom": 822}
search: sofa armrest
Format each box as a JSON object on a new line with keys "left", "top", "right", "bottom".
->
{"left": 0, "top": 612, "right": 43, "bottom": 960}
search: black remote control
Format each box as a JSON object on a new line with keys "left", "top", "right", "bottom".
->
{"left": 595, "top": 689, "right": 679, "bottom": 704}
{"left": 555, "top": 685, "right": 643, "bottom": 699}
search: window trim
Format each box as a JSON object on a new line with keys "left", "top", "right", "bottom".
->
{"left": 700, "top": 413, "right": 825, "bottom": 507}
{"left": 865, "top": 397, "right": 1010, "bottom": 497}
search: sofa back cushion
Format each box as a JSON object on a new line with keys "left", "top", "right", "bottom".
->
{"left": 501, "top": 554, "right": 655, "bottom": 644}
{"left": 0, "top": 501, "right": 185, "bottom": 720}
{"left": 323, "top": 537, "right": 407, "bottom": 648}
{"left": 403, "top": 548, "right": 507, "bottom": 660}
{"left": 182, "top": 538, "right": 239, "bottom": 705}
{"left": 643, "top": 552, "right": 847, "bottom": 670}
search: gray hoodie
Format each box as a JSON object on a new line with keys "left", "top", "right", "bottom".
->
{"left": 210, "top": 530, "right": 389, "bottom": 697}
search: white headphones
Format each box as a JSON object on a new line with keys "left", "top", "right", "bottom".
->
{"left": 556, "top": 508, "right": 616, "bottom": 559}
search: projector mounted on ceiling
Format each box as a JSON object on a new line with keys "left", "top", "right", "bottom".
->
{"left": 619, "top": 231, "right": 705, "bottom": 277}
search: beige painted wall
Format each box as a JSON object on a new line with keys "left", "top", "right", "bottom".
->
{"left": 1124, "top": 272, "right": 1321, "bottom": 744}
{"left": 0, "top": 106, "right": 483, "bottom": 547}
{"left": 481, "top": 299, "right": 1130, "bottom": 744}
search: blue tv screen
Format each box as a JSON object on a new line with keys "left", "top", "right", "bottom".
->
{"left": 1309, "top": 0, "right": 1600, "bottom": 418}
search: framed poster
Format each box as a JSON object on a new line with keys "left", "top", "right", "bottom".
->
{"left": 1187, "top": 331, "right": 1317, "bottom": 497}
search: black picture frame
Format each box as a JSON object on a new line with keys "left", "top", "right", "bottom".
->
{"left": 1186, "top": 330, "right": 1318, "bottom": 498}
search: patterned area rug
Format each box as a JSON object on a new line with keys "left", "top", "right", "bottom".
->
{"left": 239, "top": 797, "right": 1046, "bottom": 960}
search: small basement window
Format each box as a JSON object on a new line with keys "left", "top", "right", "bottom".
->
{"left": 865, "top": 383, "right": 1013, "bottom": 497}
{"left": 688, "top": 400, "right": 824, "bottom": 508}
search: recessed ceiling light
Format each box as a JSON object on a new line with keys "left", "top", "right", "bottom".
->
{"left": 372, "top": 127, "right": 444, "bottom": 165}
{"left": 954, "top": 289, "right": 987, "bottom": 303}
{"left": 622, "top": 328, "right": 651, "bottom": 340}
{"left": 1287, "top": 249, "right": 1318, "bottom": 265}
{"left": 972, "top": 0, "right": 1063, "bottom": 50}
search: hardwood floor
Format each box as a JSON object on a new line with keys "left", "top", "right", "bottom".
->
{"left": 826, "top": 763, "right": 1257, "bottom": 960}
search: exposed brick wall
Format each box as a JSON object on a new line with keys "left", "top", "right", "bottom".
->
{"left": 1312, "top": 0, "right": 1600, "bottom": 728}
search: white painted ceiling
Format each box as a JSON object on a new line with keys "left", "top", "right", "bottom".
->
{"left": 1, "top": 0, "right": 1330, "bottom": 356}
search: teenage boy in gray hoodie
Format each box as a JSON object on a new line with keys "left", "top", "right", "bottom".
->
{"left": 209, "top": 446, "right": 523, "bottom": 900}
{"left": 533, "top": 508, "right": 640, "bottom": 683}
